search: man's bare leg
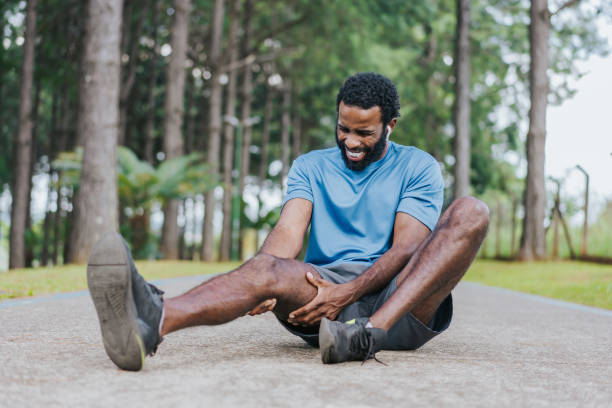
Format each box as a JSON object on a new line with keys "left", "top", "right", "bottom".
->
{"left": 161, "top": 254, "right": 320, "bottom": 335}
{"left": 369, "top": 196, "right": 489, "bottom": 330}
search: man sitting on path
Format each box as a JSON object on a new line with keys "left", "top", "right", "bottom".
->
{"left": 87, "top": 72, "right": 489, "bottom": 371}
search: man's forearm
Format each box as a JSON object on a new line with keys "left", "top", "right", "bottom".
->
{"left": 344, "top": 245, "right": 415, "bottom": 301}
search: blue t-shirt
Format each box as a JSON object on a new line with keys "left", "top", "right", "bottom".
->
{"left": 282, "top": 141, "right": 444, "bottom": 268}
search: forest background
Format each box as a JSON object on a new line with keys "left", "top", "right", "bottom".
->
{"left": 1, "top": 0, "right": 611, "bottom": 272}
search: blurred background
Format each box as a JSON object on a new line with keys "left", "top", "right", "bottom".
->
{"left": 1, "top": 0, "right": 611, "bottom": 273}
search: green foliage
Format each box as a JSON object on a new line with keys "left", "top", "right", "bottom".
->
{"left": 53, "top": 147, "right": 215, "bottom": 210}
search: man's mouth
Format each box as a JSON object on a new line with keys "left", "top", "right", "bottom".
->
{"left": 345, "top": 149, "right": 365, "bottom": 161}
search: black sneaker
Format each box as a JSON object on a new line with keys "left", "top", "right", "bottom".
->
{"left": 87, "top": 232, "right": 164, "bottom": 371}
{"left": 319, "top": 317, "right": 388, "bottom": 364}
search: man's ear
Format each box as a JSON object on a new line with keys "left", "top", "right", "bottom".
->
{"left": 386, "top": 118, "right": 398, "bottom": 139}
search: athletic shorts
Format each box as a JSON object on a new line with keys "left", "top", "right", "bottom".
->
{"left": 277, "top": 262, "right": 453, "bottom": 350}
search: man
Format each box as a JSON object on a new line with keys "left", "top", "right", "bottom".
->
{"left": 87, "top": 72, "right": 489, "bottom": 371}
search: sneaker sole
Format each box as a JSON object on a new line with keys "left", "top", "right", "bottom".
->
{"left": 87, "top": 232, "right": 145, "bottom": 371}
{"left": 319, "top": 317, "right": 338, "bottom": 364}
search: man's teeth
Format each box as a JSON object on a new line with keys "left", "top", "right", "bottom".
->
{"left": 347, "top": 150, "right": 363, "bottom": 158}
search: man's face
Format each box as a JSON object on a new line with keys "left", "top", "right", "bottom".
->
{"left": 335, "top": 101, "right": 390, "bottom": 171}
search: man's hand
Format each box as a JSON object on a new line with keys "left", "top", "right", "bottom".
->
{"left": 287, "top": 272, "right": 355, "bottom": 326}
{"left": 247, "top": 298, "right": 277, "bottom": 316}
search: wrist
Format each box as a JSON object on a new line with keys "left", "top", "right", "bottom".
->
{"left": 343, "top": 280, "right": 361, "bottom": 304}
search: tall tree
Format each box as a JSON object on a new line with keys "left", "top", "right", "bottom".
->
{"left": 453, "top": 0, "right": 471, "bottom": 199}
{"left": 143, "top": 0, "right": 159, "bottom": 163}
{"left": 201, "top": 0, "right": 225, "bottom": 261}
{"left": 160, "top": 0, "right": 191, "bottom": 259}
{"left": 69, "top": 0, "right": 123, "bottom": 263}
{"left": 219, "top": 0, "right": 240, "bottom": 261}
{"left": 239, "top": 0, "right": 254, "bottom": 200}
{"left": 519, "top": 0, "right": 550, "bottom": 261}
{"left": 280, "top": 81, "right": 291, "bottom": 192}
{"left": 9, "top": 0, "right": 37, "bottom": 269}
{"left": 118, "top": 1, "right": 144, "bottom": 146}
{"left": 258, "top": 84, "right": 274, "bottom": 190}
{"left": 519, "top": 0, "right": 593, "bottom": 260}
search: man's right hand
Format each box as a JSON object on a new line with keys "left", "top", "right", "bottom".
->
{"left": 247, "top": 298, "right": 277, "bottom": 316}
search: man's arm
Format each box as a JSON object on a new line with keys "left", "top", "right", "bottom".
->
{"left": 259, "top": 198, "right": 312, "bottom": 258}
{"left": 246, "top": 198, "right": 312, "bottom": 316}
{"left": 288, "top": 211, "right": 430, "bottom": 325}
{"left": 344, "top": 212, "right": 430, "bottom": 299}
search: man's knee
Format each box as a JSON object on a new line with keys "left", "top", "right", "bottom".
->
{"left": 247, "top": 253, "right": 281, "bottom": 288}
{"left": 448, "top": 196, "right": 490, "bottom": 234}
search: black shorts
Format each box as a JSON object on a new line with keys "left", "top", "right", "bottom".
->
{"left": 277, "top": 263, "right": 453, "bottom": 350}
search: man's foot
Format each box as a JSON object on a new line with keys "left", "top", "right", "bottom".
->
{"left": 319, "top": 317, "right": 387, "bottom": 364}
{"left": 87, "top": 232, "right": 164, "bottom": 371}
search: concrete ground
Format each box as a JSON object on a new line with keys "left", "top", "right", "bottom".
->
{"left": 1, "top": 275, "right": 611, "bottom": 407}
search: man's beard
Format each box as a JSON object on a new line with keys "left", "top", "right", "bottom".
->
{"left": 335, "top": 129, "right": 388, "bottom": 171}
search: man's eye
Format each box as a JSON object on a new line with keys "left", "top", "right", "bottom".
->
{"left": 338, "top": 126, "right": 349, "bottom": 133}
{"left": 356, "top": 131, "right": 372, "bottom": 136}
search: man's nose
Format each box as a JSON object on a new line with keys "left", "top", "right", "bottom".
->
{"left": 344, "top": 135, "right": 361, "bottom": 150}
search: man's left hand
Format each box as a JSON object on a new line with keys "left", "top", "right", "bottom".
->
{"left": 287, "top": 272, "right": 354, "bottom": 326}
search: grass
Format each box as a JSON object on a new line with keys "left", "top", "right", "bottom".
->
{"left": 1, "top": 259, "right": 611, "bottom": 310}
{"left": 465, "top": 259, "right": 612, "bottom": 310}
{"left": 0, "top": 261, "right": 240, "bottom": 301}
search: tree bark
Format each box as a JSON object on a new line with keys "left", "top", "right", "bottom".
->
{"left": 519, "top": 0, "right": 549, "bottom": 261}
{"left": 258, "top": 85, "right": 274, "bottom": 189}
{"left": 9, "top": 0, "right": 37, "bottom": 270}
{"left": 118, "top": 0, "right": 144, "bottom": 146}
{"left": 291, "top": 102, "right": 301, "bottom": 162}
{"left": 201, "top": 0, "right": 225, "bottom": 261}
{"left": 453, "top": 0, "right": 471, "bottom": 199}
{"left": 219, "top": 0, "right": 240, "bottom": 261}
{"left": 239, "top": 0, "right": 254, "bottom": 199}
{"left": 160, "top": 0, "right": 191, "bottom": 260}
{"left": 69, "top": 0, "right": 123, "bottom": 263}
{"left": 143, "top": 0, "right": 160, "bottom": 163}
{"left": 184, "top": 74, "right": 196, "bottom": 153}
{"left": 280, "top": 81, "right": 291, "bottom": 192}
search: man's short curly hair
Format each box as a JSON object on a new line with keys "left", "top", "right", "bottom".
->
{"left": 336, "top": 72, "right": 400, "bottom": 126}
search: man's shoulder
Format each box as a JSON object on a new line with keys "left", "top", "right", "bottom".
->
{"left": 390, "top": 142, "right": 438, "bottom": 168}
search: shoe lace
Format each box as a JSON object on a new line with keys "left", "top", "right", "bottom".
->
{"left": 349, "top": 326, "right": 387, "bottom": 366}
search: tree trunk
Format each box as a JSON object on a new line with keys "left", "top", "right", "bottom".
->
{"left": 143, "top": 0, "right": 159, "bottom": 163}
{"left": 258, "top": 86, "right": 274, "bottom": 189}
{"left": 239, "top": 0, "right": 254, "bottom": 199}
{"left": 519, "top": 0, "right": 549, "bottom": 261}
{"left": 41, "top": 94, "right": 59, "bottom": 266}
{"left": 510, "top": 197, "right": 518, "bottom": 257}
{"left": 184, "top": 74, "right": 196, "bottom": 153}
{"left": 118, "top": 0, "right": 144, "bottom": 146}
{"left": 69, "top": 0, "right": 122, "bottom": 263}
{"left": 52, "top": 176, "right": 63, "bottom": 265}
{"left": 219, "top": 0, "right": 240, "bottom": 262}
{"left": 9, "top": 0, "right": 37, "bottom": 270}
{"left": 201, "top": 0, "right": 225, "bottom": 261}
{"left": 280, "top": 81, "right": 291, "bottom": 192}
{"left": 453, "top": 0, "right": 471, "bottom": 199}
{"left": 292, "top": 104, "right": 301, "bottom": 161}
{"left": 495, "top": 199, "right": 502, "bottom": 258}
{"left": 160, "top": 0, "right": 191, "bottom": 260}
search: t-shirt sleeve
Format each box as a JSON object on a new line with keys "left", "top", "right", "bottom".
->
{"left": 282, "top": 156, "right": 314, "bottom": 207}
{"left": 396, "top": 157, "right": 444, "bottom": 231}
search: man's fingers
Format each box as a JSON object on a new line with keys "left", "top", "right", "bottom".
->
{"left": 248, "top": 298, "right": 277, "bottom": 316}
{"left": 305, "top": 271, "right": 325, "bottom": 287}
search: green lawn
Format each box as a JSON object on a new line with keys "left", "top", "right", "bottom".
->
{"left": 0, "top": 261, "right": 240, "bottom": 301}
{"left": 465, "top": 259, "right": 612, "bottom": 310}
{"left": 1, "top": 259, "right": 611, "bottom": 310}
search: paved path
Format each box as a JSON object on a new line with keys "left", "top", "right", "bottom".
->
{"left": 1, "top": 275, "right": 611, "bottom": 407}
